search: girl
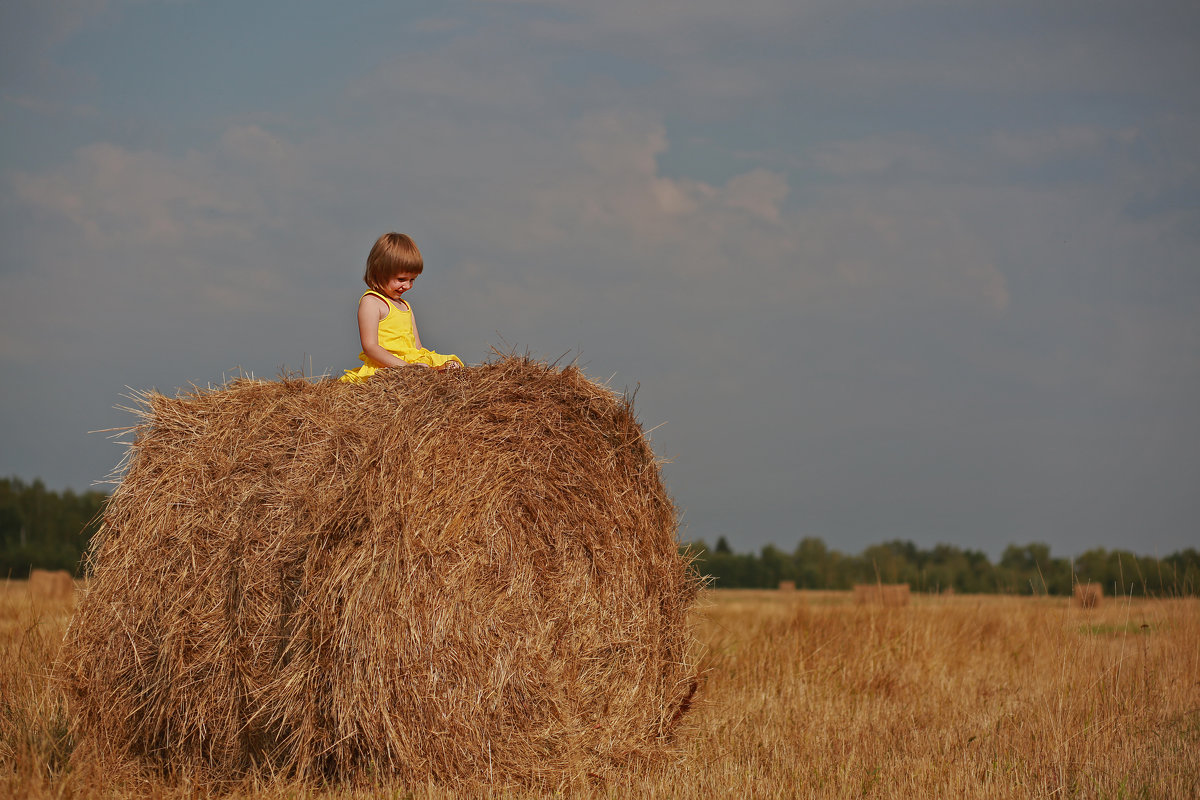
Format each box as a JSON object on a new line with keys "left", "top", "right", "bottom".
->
{"left": 340, "top": 233, "right": 464, "bottom": 383}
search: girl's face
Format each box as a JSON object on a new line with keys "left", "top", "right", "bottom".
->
{"left": 383, "top": 272, "right": 418, "bottom": 301}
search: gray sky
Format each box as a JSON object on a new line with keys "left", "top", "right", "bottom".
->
{"left": 3, "top": 0, "right": 1198, "bottom": 559}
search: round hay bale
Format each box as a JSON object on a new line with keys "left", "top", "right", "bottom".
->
{"left": 60, "top": 356, "right": 700, "bottom": 786}
{"left": 27, "top": 568, "right": 75, "bottom": 600}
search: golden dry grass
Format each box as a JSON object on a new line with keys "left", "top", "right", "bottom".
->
{"left": 3, "top": 582, "right": 1198, "bottom": 798}
{"left": 852, "top": 583, "right": 911, "bottom": 607}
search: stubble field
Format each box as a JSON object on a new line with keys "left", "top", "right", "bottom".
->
{"left": 2, "top": 582, "right": 1197, "bottom": 798}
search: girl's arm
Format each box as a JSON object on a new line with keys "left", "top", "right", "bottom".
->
{"left": 357, "top": 294, "right": 422, "bottom": 368}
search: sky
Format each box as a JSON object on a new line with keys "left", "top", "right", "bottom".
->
{"left": 2, "top": 0, "right": 1198, "bottom": 560}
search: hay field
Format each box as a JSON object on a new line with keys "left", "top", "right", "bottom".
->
{"left": 3, "top": 581, "right": 1198, "bottom": 798}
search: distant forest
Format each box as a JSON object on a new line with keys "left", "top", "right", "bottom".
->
{"left": 3, "top": 476, "right": 1197, "bottom": 596}
{"left": 1, "top": 477, "right": 106, "bottom": 577}
{"left": 688, "top": 536, "right": 1200, "bottom": 596}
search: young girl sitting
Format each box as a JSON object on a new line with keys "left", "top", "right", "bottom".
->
{"left": 340, "top": 233, "right": 464, "bottom": 383}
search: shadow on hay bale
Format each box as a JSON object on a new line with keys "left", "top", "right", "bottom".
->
{"left": 60, "top": 356, "right": 701, "bottom": 786}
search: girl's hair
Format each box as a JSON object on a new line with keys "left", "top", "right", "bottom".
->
{"left": 364, "top": 233, "right": 424, "bottom": 291}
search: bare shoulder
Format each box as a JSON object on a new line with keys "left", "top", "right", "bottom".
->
{"left": 359, "top": 292, "right": 390, "bottom": 319}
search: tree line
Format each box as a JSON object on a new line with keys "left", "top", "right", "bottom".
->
{"left": 3, "top": 475, "right": 1197, "bottom": 596}
{"left": 688, "top": 536, "right": 1200, "bottom": 597}
{"left": 0, "top": 477, "right": 106, "bottom": 577}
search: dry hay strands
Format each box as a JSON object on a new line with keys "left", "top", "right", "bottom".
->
{"left": 853, "top": 583, "right": 911, "bottom": 607}
{"left": 59, "top": 355, "right": 701, "bottom": 788}
{"left": 27, "top": 568, "right": 75, "bottom": 600}
{"left": 1073, "top": 583, "right": 1103, "bottom": 608}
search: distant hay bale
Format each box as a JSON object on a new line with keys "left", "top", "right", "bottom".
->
{"left": 27, "top": 568, "right": 74, "bottom": 600}
{"left": 60, "top": 356, "right": 700, "bottom": 786}
{"left": 1073, "top": 583, "right": 1102, "bottom": 608}
{"left": 853, "top": 584, "right": 911, "bottom": 607}
{"left": 777, "top": 580, "right": 796, "bottom": 592}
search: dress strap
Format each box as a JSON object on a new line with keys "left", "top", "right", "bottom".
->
{"left": 363, "top": 290, "right": 408, "bottom": 315}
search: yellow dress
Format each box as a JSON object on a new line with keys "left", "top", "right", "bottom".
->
{"left": 340, "top": 291, "right": 464, "bottom": 383}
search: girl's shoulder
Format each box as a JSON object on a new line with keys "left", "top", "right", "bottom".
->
{"left": 358, "top": 290, "right": 390, "bottom": 317}
{"left": 359, "top": 291, "right": 409, "bottom": 317}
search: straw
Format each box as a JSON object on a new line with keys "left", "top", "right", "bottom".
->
{"left": 59, "top": 355, "right": 700, "bottom": 788}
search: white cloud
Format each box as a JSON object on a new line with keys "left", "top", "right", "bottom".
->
{"left": 12, "top": 142, "right": 268, "bottom": 248}
{"left": 545, "top": 113, "right": 1009, "bottom": 313}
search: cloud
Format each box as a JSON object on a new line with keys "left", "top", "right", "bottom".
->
{"left": 348, "top": 33, "right": 552, "bottom": 113}
{"left": 1, "top": 91, "right": 97, "bottom": 118}
{"left": 323, "top": 107, "right": 1016, "bottom": 389}
{"left": 12, "top": 142, "right": 268, "bottom": 248}
{"left": 0, "top": 0, "right": 112, "bottom": 95}
{"left": 807, "top": 125, "right": 1151, "bottom": 183}
{"left": 808, "top": 135, "right": 955, "bottom": 179}
{"left": 988, "top": 126, "right": 1141, "bottom": 166}
{"left": 9, "top": 103, "right": 1013, "bottom": 336}
{"left": 480, "top": 0, "right": 1200, "bottom": 108}
{"left": 791, "top": 186, "right": 1012, "bottom": 313}
{"left": 1, "top": 121, "right": 349, "bottom": 376}
{"left": 218, "top": 124, "right": 294, "bottom": 166}
{"left": 722, "top": 169, "right": 789, "bottom": 222}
